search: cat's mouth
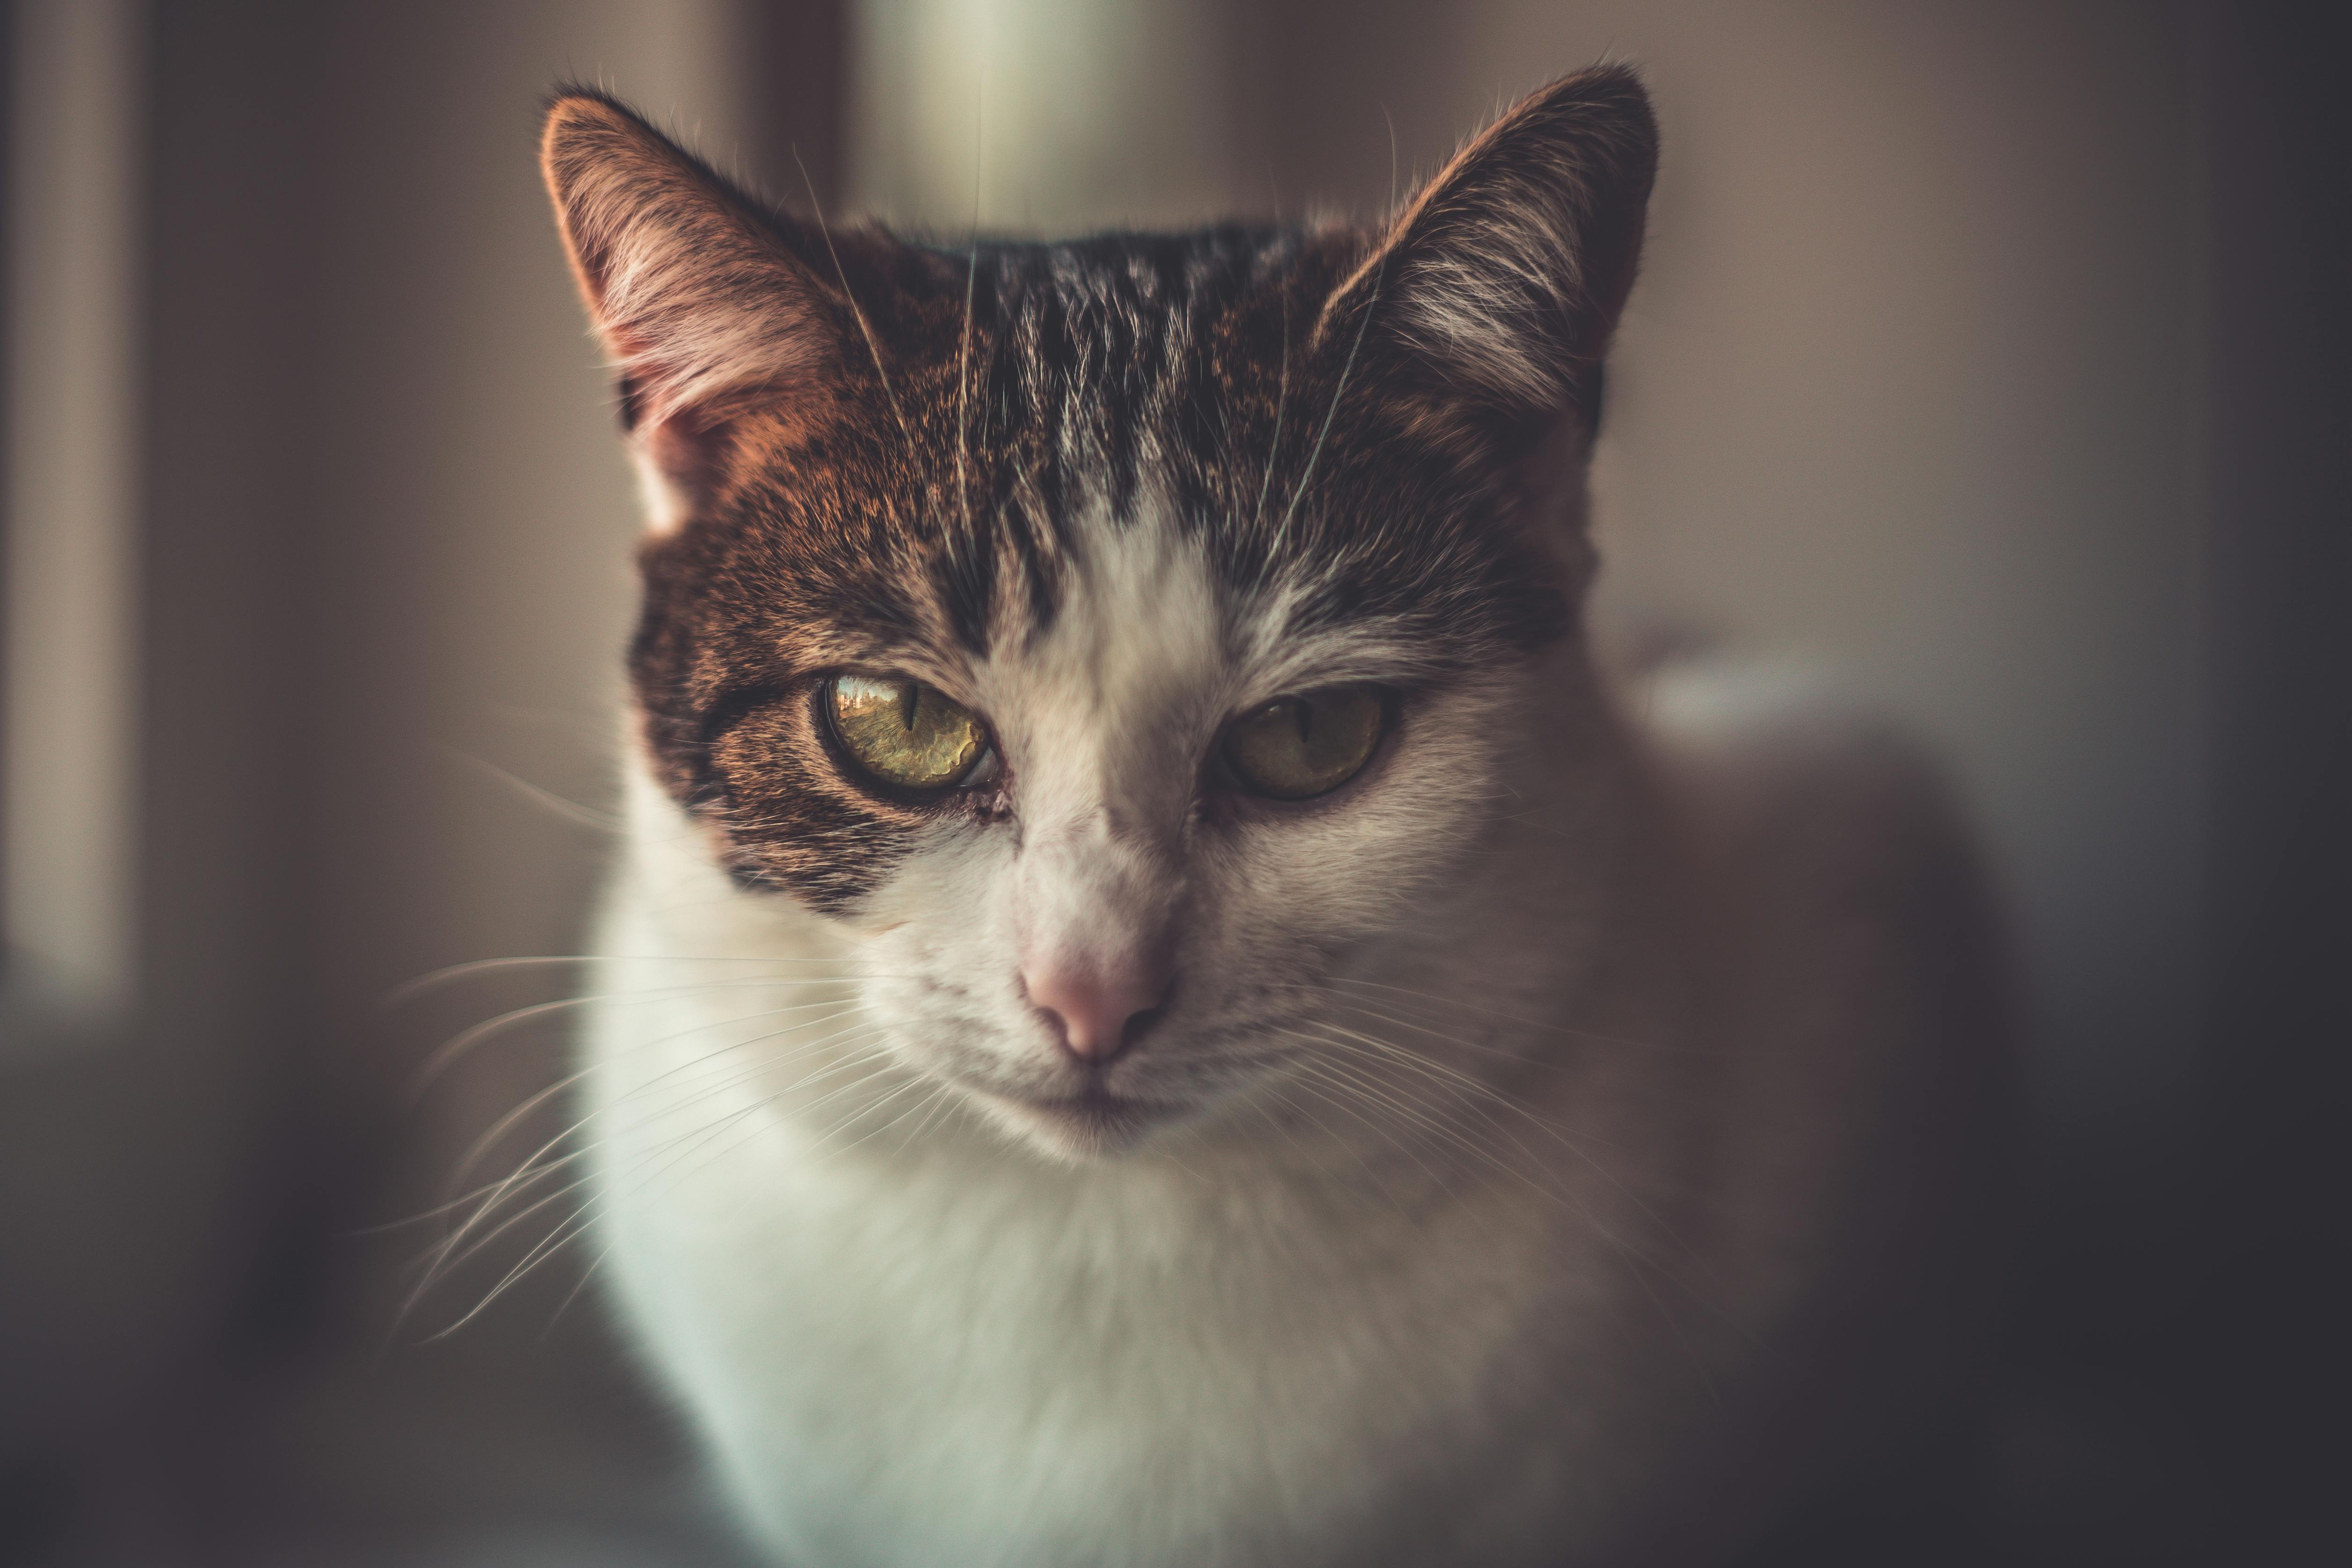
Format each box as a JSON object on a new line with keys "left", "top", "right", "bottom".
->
{"left": 966, "top": 1080, "right": 1183, "bottom": 1160}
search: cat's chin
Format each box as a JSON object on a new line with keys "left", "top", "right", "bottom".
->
{"left": 967, "top": 1085, "right": 1189, "bottom": 1162}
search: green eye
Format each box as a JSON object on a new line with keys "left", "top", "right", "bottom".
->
{"left": 827, "top": 673, "right": 988, "bottom": 791}
{"left": 1222, "top": 686, "right": 1388, "bottom": 800}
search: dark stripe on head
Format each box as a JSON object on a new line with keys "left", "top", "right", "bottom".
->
{"left": 544, "top": 69, "right": 1657, "bottom": 914}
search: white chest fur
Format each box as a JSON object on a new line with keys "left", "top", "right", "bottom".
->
{"left": 576, "top": 668, "right": 1998, "bottom": 1568}
{"left": 585, "top": 1012, "right": 1696, "bottom": 1567}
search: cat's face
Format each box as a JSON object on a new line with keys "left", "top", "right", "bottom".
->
{"left": 543, "top": 74, "right": 1655, "bottom": 1157}
{"left": 804, "top": 513, "right": 1532, "bottom": 1159}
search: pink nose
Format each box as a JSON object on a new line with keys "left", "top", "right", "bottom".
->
{"left": 1024, "top": 955, "right": 1175, "bottom": 1063}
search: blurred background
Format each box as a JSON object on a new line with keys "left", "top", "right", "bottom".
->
{"left": 1, "top": 1, "right": 2342, "bottom": 1562}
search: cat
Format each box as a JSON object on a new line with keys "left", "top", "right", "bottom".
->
{"left": 537, "top": 66, "right": 2009, "bottom": 1568}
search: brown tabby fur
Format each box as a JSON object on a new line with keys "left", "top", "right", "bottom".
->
{"left": 539, "top": 71, "right": 1654, "bottom": 913}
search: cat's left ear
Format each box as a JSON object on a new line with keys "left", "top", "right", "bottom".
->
{"left": 540, "top": 89, "right": 848, "bottom": 531}
{"left": 1325, "top": 67, "right": 1658, "bottom": 447}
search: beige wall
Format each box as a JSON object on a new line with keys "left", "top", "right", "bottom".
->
{"left": 1, "top": 0, "right": 769, "bottom": 1487}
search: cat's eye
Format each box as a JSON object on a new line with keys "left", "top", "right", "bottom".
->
{"left": 1221, "top": 686, "right": 1389, "bottom": 801}
{"left": 826, "top": 673, "right": 991, "bottom": 792}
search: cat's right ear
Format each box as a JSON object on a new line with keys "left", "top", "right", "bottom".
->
{"left": 540, "top": 90, "right": 843, "bottom": 531}
{"left": 1321, "top": 67, "right": 1658, "bottom": 453}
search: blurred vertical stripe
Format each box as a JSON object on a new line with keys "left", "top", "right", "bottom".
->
{"left": 3, "top": 0, "right": 145, "bottom": 1029}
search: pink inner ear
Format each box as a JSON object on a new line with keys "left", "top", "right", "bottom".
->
{"left": 542, "top": 93, "right": 847, "bottom": 445}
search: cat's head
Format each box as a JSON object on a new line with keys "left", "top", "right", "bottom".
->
{"left": 541, "top": 72, "right": 1656, "bottom": 1159}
